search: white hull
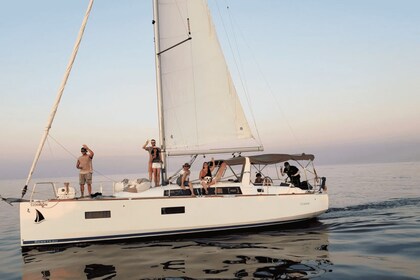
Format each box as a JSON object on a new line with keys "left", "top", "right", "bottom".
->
{"left": 20, "top": 183, "right": 328, "bottom": 247}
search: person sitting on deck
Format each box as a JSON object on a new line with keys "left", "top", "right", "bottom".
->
{"left": 178, "top": 163, "right": 195, "bottom": 196}
{"left": 199, "top": 158, "right": 216, "bottom": 193}
{"left": 281, "top": 162, "right": 301, "bottom": 187}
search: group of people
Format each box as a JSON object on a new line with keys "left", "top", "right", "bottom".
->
{"left": 142, "top": 139, "right": 225, "bottom": 195}
{"left": 75, "top": 139, "right": 163, "bottom": 198}
{"left": 75, "top": 139, "right": 164, "bottom": 198}
{"left": 75, "top": 139, "right": 301, "bottom": 198}
{"left": 142, "top": 139, "right": 226, "bottom": 194}
{"left": 178, "top": 158, "right": 227, "bottom": 196}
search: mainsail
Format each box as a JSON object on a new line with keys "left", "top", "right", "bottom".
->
{"left": 154, "top": 0, "right": 263, "bottom": 156}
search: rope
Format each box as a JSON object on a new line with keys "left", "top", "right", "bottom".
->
{"left": 48, "top": 134, "right": 78, "bottom": 160}
{"left": 23, "top": 0, "right": 95, "bottom": 193}
{"left": 168, "top": 155, "right": 198, "bottom": 182}
{"left": 214, "top": 2, "right": 263, "bottom": 146}
{"left": 48, "top": 134, "right": 116, "bottom": 183}
{"left": 215, "top": 3, "right": 303, "bottom": 150}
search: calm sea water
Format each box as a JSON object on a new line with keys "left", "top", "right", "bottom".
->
{"left": 0, "top": 162, "right": 419, "bottom": 279}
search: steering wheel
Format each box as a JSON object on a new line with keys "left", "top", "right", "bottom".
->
{"left": 263, "top": 177, "right": 273, "bottom": 186}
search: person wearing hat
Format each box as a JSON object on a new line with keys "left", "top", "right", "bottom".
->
{"left": 76, "top": 144, "right": 94, "bottom": 197}
{"left": 178, "top": 163, "right": 195, "bottom": 196}
{"left": 281, "top": 162, "right": 300, "bottom": 187}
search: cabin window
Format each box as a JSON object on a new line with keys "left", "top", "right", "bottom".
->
{"left": 161, "top": 206, "right": 185, "bottom": 215}
{"left": 85, "top": 211, "right": 111, "bottom": 219}
{"left": 164, "top": 189, "right": 192, "bottom": 196}
{"left": 164, "top": 188, "right": 214, "bottom": 196}
{"left": 215, "top": 187, "right": 242, "bottom": 195}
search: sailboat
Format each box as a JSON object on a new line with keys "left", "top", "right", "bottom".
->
{"left": 17, "top": 0, "right": 328, "bottom": 247}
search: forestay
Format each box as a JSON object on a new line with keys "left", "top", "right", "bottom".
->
{"left": 155, "top": 0, "right": 262, "bottom": 156}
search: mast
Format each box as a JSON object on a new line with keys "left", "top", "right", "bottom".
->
{"left": 22, "top": 0, "right": 95, "bottom": 197}
{"left": 152, "top": 0, "right": 168, "bottom": 184}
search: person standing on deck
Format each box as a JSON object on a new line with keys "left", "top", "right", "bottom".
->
{"left": 142, "top": 139, "right": 154, "bottom": 182}
{"left": 76, "top": 144, "right": 94, "bottom": 197}
{"left": 179, "top": 163, "right": 195, "bottom": 196}
{"left": 143, "top": 139, "right": 162, "bottom": 187}
{"left": 281, "top": 162, "right": 301, "bottom": 187}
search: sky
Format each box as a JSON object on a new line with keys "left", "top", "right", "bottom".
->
{"left": 1, "top": 0, "right": 420, "bottom": 180}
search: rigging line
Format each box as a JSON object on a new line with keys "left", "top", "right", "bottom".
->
{"left": 223, "top": 3, "right": 303, "bottom": 150}
{"left": 215, "top": 2, "right": 262, "bottom": 145}
{"left": 168, "top": 155, "right": 198, "bottom": 181}
{"left": 48, "top": 134, "right": 78, "bottom": 160}
{"left": 45, "top": 136, "right": 55, "bottom": 159}
{"left": 90, "top": 169, "right": 116, "bottom": 183}
{"left": 238, "top": 37, "right": 303, "bottom": 150}
{"left": 23, "top": 0, "right": 95, "bottom": 194}
{"left": 48, "top": 134, "right": 116, "bottom": 183}
{"left": 174, "top": 0, "right": 189, "bottom": 35}
{"left": 225, "top": 4, "right": 263, "bottom": 145}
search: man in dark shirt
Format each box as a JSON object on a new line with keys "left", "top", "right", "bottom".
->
{"left": 142, "top": 139, "right": 162, "bottom": 187}
{"left": 281, "top": 162, "right": 301, "bottom": 187}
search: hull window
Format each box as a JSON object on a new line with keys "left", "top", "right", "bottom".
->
{"left": 161, "top": 207, "right": 185, "bottom": 215}
{"left": 85, "top": 211, "right": 111, "bottom": 219}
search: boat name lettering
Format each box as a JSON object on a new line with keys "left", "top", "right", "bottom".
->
{"left": 31, "top": 201, "right": 48, "bottom": 207}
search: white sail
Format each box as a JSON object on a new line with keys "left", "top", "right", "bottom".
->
{"left": 155, "top": 0, "right": 262, "bottom": 156}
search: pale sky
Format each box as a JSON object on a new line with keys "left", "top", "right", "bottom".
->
{"left": 1, "top": 0, "right": 419, "bottom": 180}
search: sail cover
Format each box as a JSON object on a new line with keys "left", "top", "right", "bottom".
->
{"left": 155, "top": 0, "right": 262, "bottom": 156}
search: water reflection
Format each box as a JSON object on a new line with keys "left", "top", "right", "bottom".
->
{"left": 22, "top": 220, "right": 331, "bottom": 279}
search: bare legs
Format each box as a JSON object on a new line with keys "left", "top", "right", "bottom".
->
{"left": 198, "top": 163, "right": 227, "bottom": 194}
{"left": 79, "top": 184, "right": 92, "bottom": 197}
{"left": 214, "top": 162, "right": 227, "bottom": 183}
{"left": 200, "top": 181, "right": 209, "bottom": 193}
{"left": 181, "top": 182, "right": 195, "bottom": 196}
{"left": 148, "top": 161, "right": 152, "bottom": 182}
{"left": 152, "top": 167, "right": 161, "bottom": 187}
{"left": 201, "top": 179, "right": 216, "bottom": 194}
